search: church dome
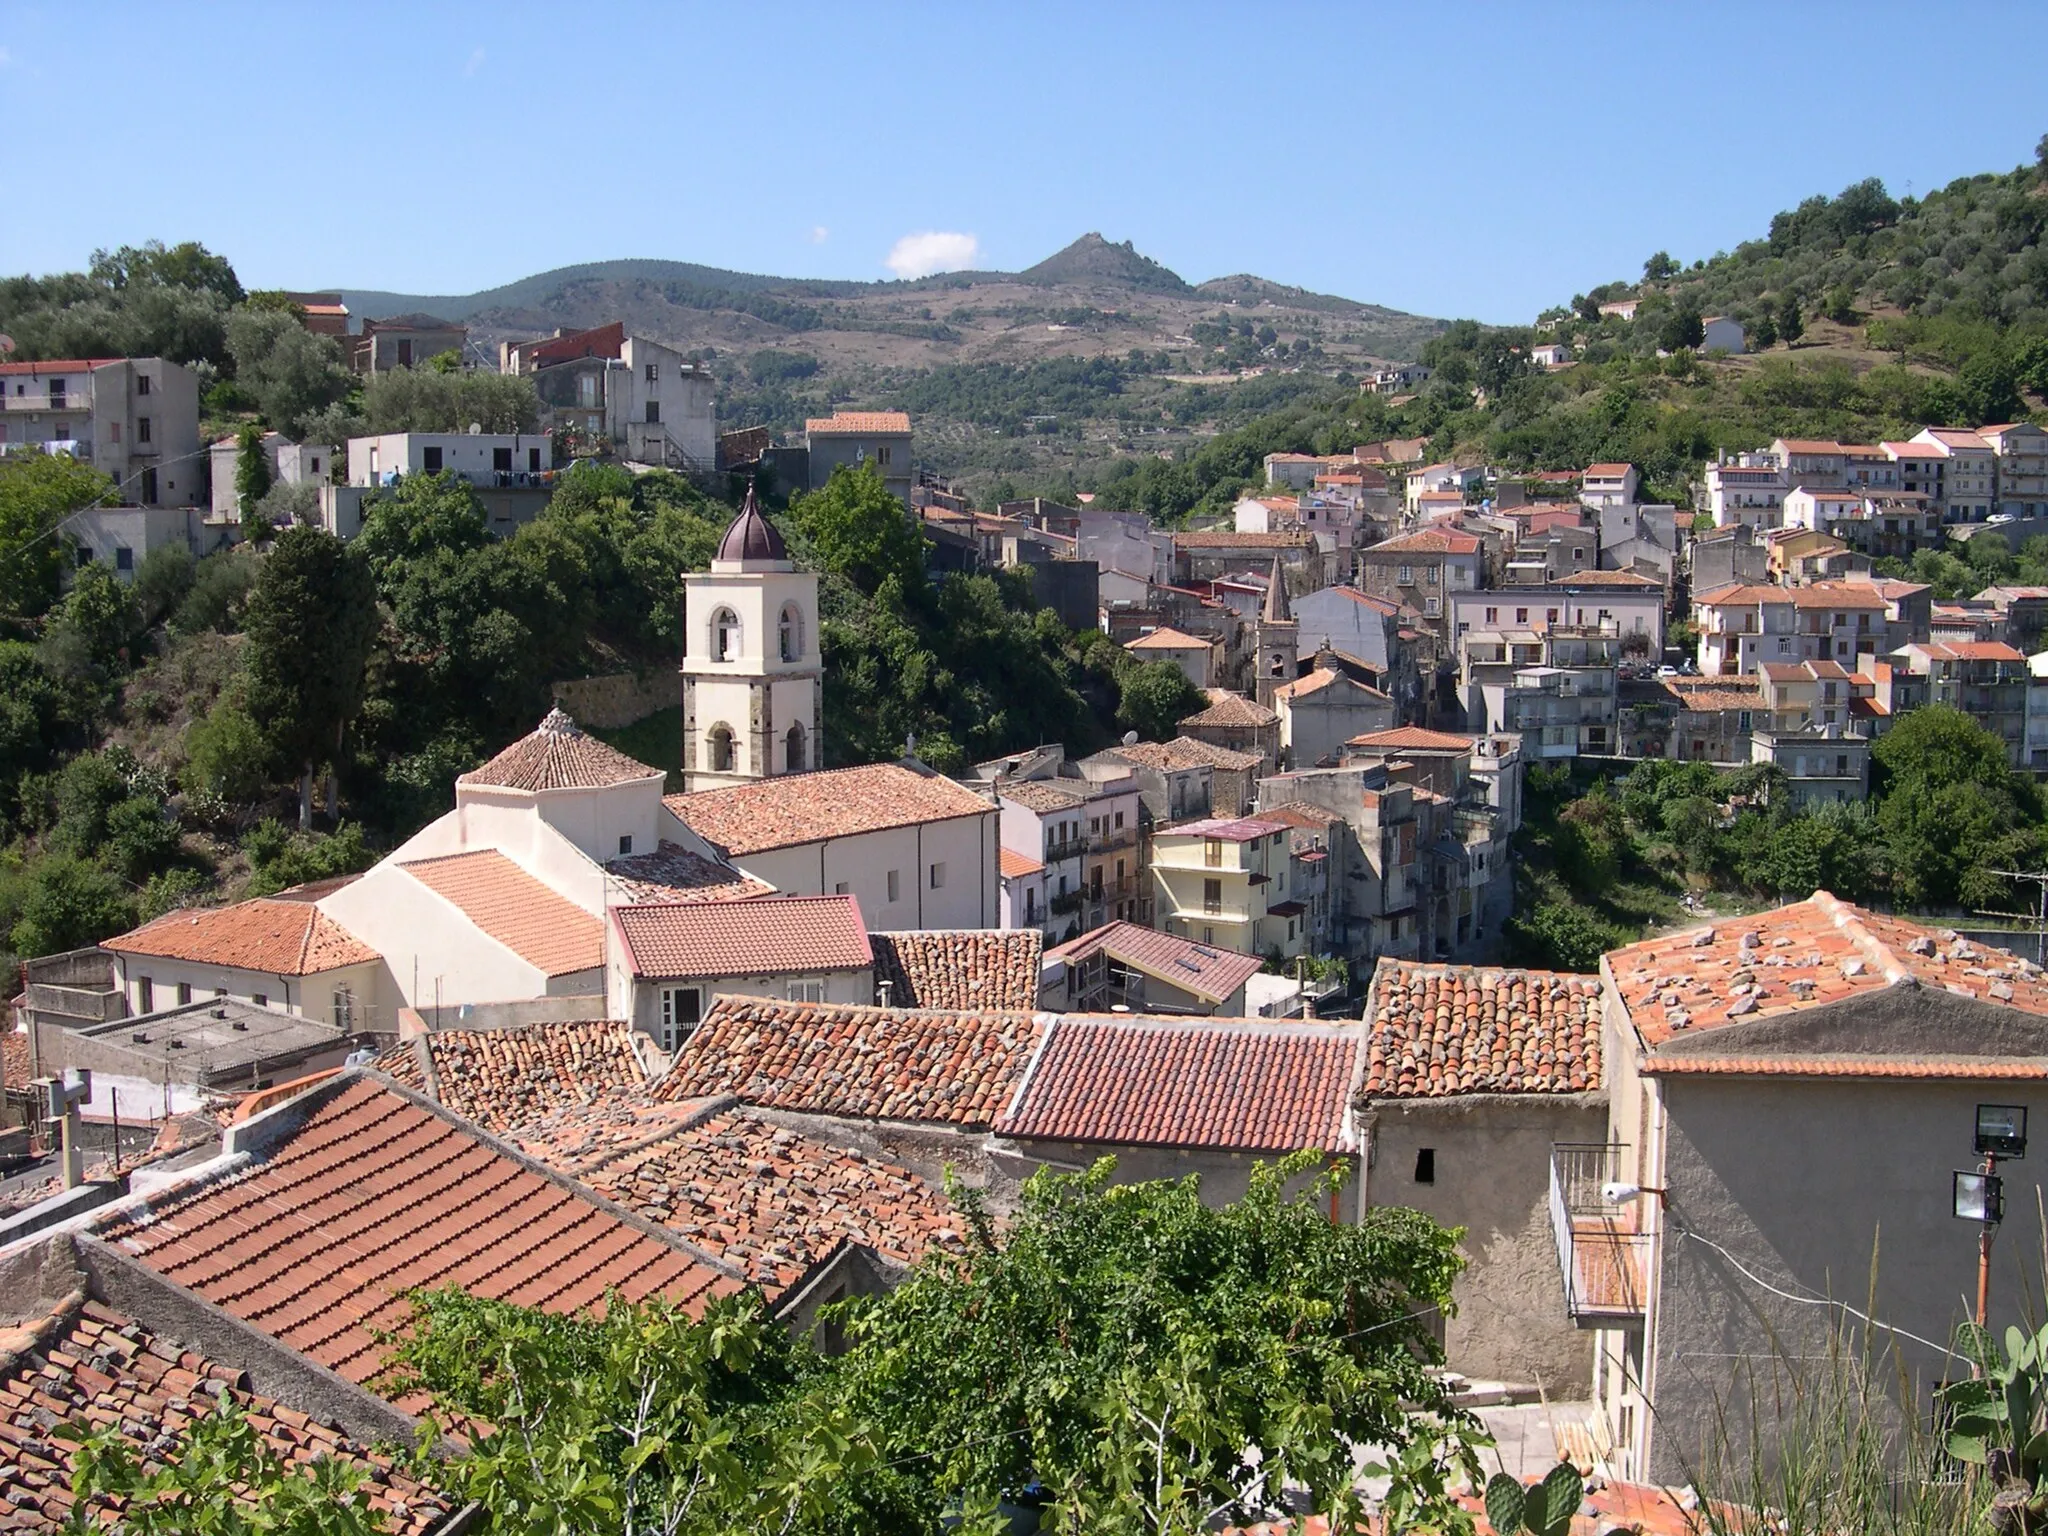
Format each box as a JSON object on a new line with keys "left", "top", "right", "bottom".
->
{"left": 716, "top": 483, "right": 787, "bottom": 564}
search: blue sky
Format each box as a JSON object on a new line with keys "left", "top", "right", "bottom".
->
{"left": 1, "top": 1, "right": 2041, "bottom": 323}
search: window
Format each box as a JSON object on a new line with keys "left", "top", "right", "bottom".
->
{"left": 645, "top": 363, "right": 660, "bottom": 383}
{"left": 1203, "top": 877, "right": 1223, "bottom": 914}
{"left": 779, "top": 603, "right": 804, "bottom": 662}
{"left": 1484, "top": 606, "right": 1498, "bottom": 624}
{"left": 1203, "top": 925, "right": 1215, "bottom": 944}
{"left": 214, "top": 987, "right": 227, "bottom": 1000}
{"left": 422, "top": 445, "right": 443, "bottom": 472}
{"left": 929, "top": 861, "right": 946, "bottom": 889}
{"left": 834, "top": 881, "right": 850, "bottom": 895}
{"left": 1425, "top": 564, "right": 1441, "bottom": 584}
{"left": 646, "top": 400, "right": 660, "bottom": 424}
{"left": 1414, "top": 1148, "right": 1436, "bottom": 1184}
{"left": 136, "top": 374, "right": 150, "bottom": 396}
{"left": 528, "top": 447, "right": 542, "bottom": 472}
{"left": 707, "top": 724, "right": 736, "bottom": 773}
{"left": 310, "top": 457, "right": 321, "bottom": 474}
{"left": 1204, "top": 837, "right": 1223, "bottom": 867}
{"left": 787, "top": 978, "right": 826, "bottom": 1003}
{"left": 618, "top": 834, "right": 633, "bottom": 856}
{"left": 137, "top": 977, "right": 153, "bottom": 1013}
{"left": 253, "top": 993, "right": 267, "bottom": 1008}
{"left": 1114, "top": 811, "right": 1125, "bottom": 829}
{"left": 177, "top": 982, "right": 192, "bottom": 1006}
{"left": 711, "top": 607, "right": 739, "bottom": 661}
{"left": 1515, "top": 608, "right": 1529, "bottom": 624}
{"left": 114, "top": 546, "right": 133, "bottom": 571}
{"left": 1397, "top": 564, "right": 1415, "bottom": 585}
{"left": 886, "top": 869, "right": 901, "bottom": 902}
{"left": 658, "top": 986, "right": 702, "bottom": 1050}
{"left": 108, "top": 422, "right": 119, "bottom": 444}
{"left": 137, "top": 416, "right": 151, "bottom": 444}
{"left": 332, "top": 986, "right": 354, "bottom": 1029}
{"left": 877, "top": 444, "right": 893, "bottom": 466}
{"left": 785, "top": 722, "right": 806, "bottom": 773}
{"left": 396, "top": 339, "right": 415, "bottom": 367}
{"left": 493, "top": 446, "right": 513, "bottom": 472}
{"left": 1424, "top": 596, "right": 1441, "bottom": 617}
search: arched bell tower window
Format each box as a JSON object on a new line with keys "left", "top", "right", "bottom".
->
{"left": 785, "top": 722, "right": 806, "bottom": 773}
{"left": 708, "top": 724, "right": 736, "bottom": 773}
{"left": 711, "top": 607, "right": 740, "bottom": 662}
{"left": 779, "top": 602, "right": 804, "bottom": 663}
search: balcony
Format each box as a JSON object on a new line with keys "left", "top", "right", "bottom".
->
{"left": 1043, "top": 839, "right": 1083, "bottom": 864}
{"left": 1549, "top": 1144, "right": 1652, "bottom": 1326}
{"left": 1090, "top": 827, "right": 1139, "bottom": 854}
{"left": 1048, "top": 889, "right": 1087, "bottom": 917}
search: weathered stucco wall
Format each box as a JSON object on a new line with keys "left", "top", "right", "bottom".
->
{"left": 1366, "top": 1093, "right": 1606, "bottom": 1393}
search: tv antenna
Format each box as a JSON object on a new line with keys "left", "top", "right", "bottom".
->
{"left": 1978, "top": 869, "right": 2048, "bottom": 967}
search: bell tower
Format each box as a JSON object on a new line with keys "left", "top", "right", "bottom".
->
{"left": 1253, "top": 555, "right": 1298, "bottom": 708}
{"left": 680, "top": 485, "right": 821, "bottom": 792}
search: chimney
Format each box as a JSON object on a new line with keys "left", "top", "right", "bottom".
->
{"left": 878, "top": 979, "right": 894, "bottom": 1008}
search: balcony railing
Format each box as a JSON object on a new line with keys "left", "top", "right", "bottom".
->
{"left": 1549, "top": 1143, "right": 1652, "bottom": 1325}
{"left": 1048, "top": 889, "right": 1087, "bottom": 916}
{"left": 1090, "top": 827, "right": 1139, "bottom": 854}
{"left": 1043, "top": 839, "right": 1083, "bottom": 864}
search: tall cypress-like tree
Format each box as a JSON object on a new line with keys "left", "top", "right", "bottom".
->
{"left": 243, "top": 527, "right": 378, "bottom": 829}
{"left": 235, "top": 424, "right": 274, "bottom": 543}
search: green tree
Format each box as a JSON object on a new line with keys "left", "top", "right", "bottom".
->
{"left": 1643, "top": 252, "right": 1680, "bottom": 281}
{"left": 171, "top": 549, "right": 260, "bottom": 635}
{"left": 1117, "top": 658, "right": 1205, "bottom": 742}
{"left": 0, "top": 449, "right": 114, "bottom": 625}
{"left": 130, "top": 543, "right": 195, "bottom": 629}
{"left": 1776, "top": 291, "right": 1804, "bottom": 346}
{"left": 235, "top": 423, "right": 274, "bottom": 542}
{"left": 789, "top": 463, "right": 929, "bottom": 597}
{"left": 358, "top": 366, "right": 538, "bottom": 434}
{"left": 181, "top": 701, "right": 272, "bottom": 805}
{"left": 225, "top": 307, "right": 355, "bottom": 439}
{"left": 38, "top": 561, "right": 138, "bottom": 683}
{"left": 1506, "top": 900, "right": 1621, "bottom": 972}
{"left": 1872, "top": 705, "right": 2042, "bottom": 909}
{"left": 244, "top": 528, "right": 379, "bottom": 830}
{"left": 9, "top": 853, "right": 134, "bottom": 958}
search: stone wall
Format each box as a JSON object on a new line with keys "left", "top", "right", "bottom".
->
{"left": 551, "top": 669, "right": 679, "bottom": 729}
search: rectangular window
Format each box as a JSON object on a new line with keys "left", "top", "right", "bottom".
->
{"left": 645, "top": 363, "right": 660, "bottom": 383}
{"left": 1398, "top": 565, "right": 1414, "bottom": 585}
{"left": 177, "top": 982, "right": 192, "bottom": 1006}
{"left": 1415, "top": 1148, "right": 1436, "bottom": 1184}
{"left": 877, "top": 445, "right": 893, "bottom": 466}
{"left": 137, "top": 416, "right": 151, "bottom": 444}
{"left": 887, "top": 869, "right": 901, "bottom": 902}
{"left": 137, "top": 977, "right": 153, "bottom": 1013}
{"left": 1516, "top": 608, "right": 1529, "bottom": 624}
{"left": 114, "top": 546, "right": 133, "bottom": 571}
{"left": 786, "top": 978, "right": 826, "bottom": 1004}
{"left": 397, "top": 339, "right": 413, "bottom": 367}
{"left": 108, "top": 422, "right": 120, "bottom": 444}
{"left": 136, "top": 374, "right": 151, "bottom": 396}
{"left": 253, "top": 993, "right": 267, "bottom": 1008}
{"left": 422, "top": 445, "right": 443, "bottom": 472}
{"left": 493, "top": 447, "right": 513, "bottom": 472}
{"left": 1204, "top": 838, "right": 1223, "bottom": 867}
{"left": 529, "top": 447, "right": 542, "bottom": 471}
{"left": 929, "top": 861, "right": 946, "bottom": 889}
{"left": 332, "top": 986, "right": 353, "bottom": 1028}
{"left": 1203, "top": 877, "right": 1223, "bottom": 914}
{"left": 646, "top": 400, "right": 660, "bottom": 424}
{"left": 658, "top": 986, "right": 703, "bottom": 1049}
{"left": 1484, "top": 606, "right": 1498, "bottom": 624}
{"left": 618, "top": 834, "right": 633, "bottom": 856}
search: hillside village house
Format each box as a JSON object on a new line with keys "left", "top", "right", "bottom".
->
{"left": 1446, "top": 574, "right": 1664, "bottom": 656}
{"left": 1911, "top": 426, "right": 1998, "bottom": 520}
{"left": 1781, "top": 487, "right": 1938, "bottom": 557}
{"left": 352, "top": 313, "right": 466, "bottom": 373}
{"left": 1692, "top": 581, "right": 1892, "bottom": 674}
{"left": 1149, "top": 815, "right": 1308, "bottom": 961}
{"left": 1122, "top": 625, "right": 1222, "bottom": 688}
{"left": 1039, "top": 921, "right": 1265, "bottom": 1016}
{"left": 501, "top": 321, "right": 716, "bottom": 472}
{"left": 805, "top": 411, "right": 912, "bottom": 502}
{"left": 1179, "top": 688, "right": 1281, "bottom": 770}
{"left": 1579, "top": 463, "right": 1640, "bottom": 508}
{"left": 1358, "top": 527, "right": 1485, "bottom": 630}
{"left": 991, "top": 771, "right": 1144, "bottom": 940}
{"left": 1, "top": 357, "right": 201, "bottom": 509}
{"left": 1980, "top": 421, "right": 2048, "bottom": 517}
{"left": 1699, "top": 316, "right": 1745, "bottom": 353}
{"left": 1272, "top": 666, "right": 1397, "bottom": 770}
{"left": 208, "top": 433, "right": 334, "bottom": 523}
{"left": 997, "top": 846, "right": 1047, "bottom": 930}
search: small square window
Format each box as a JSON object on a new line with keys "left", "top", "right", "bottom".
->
{"left": 136, "top": 375, "right": 151, "bottom": 396}
{"left": 887, "top": 869, "right": 901, "bottom": 902}
{"left": 114, "top": 546, "right": 133, "bottom": 571}
{"left": 253, "top": 993, "right": 267, "bottom": 1008}
{"left": 618, "top": 834, "right": 633, "bottom": 856}
{"left": 929, "top": 861, "right": 946, "bottom": 889}
{"left": 1415, "top": 1148, "right": 1436, "bottom": 1184}
{"left": 834, "top": 881, "right": 849, "bottom": 895}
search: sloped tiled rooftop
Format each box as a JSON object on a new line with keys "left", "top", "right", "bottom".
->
{"left": 0, "top": 1294, "right": 457, "bottom": 1533}
{"left": 93, "top": 1077, "right": 741, "bottom": 1392}
{"left": 604, "top": 841, "right": 774, "bottom": 904}
{"left": 459, "top": 706, "right": 662, "bottom": 792}
{"left": 665, "top": 763, "right": 992, "bottom": 856}
{"left": 870, "top": 930, "right": 1044, "bottom": 1011}
{"left": 654, "top": 996, "right": 1043, "bottom": 1127}
{"left": 399, "top": 850, "right": 604, "bottom": 977}
{"left": 104, "top": 899, "right": 378, "bottom": 975}
{"left": 1046, "top": 920, "right": 1262, "bottom": 1005}
{"left": 614, "top": 896, "right": 872, "bottom": 981}
{"left": 1179, "top": 690, "right": 1278, "bottom": 729}
{"left": 998, "top": 1017, "right": 1361, "bottom": 1153}
{"left": 1363, "top": 960, "right": 1604, "bottom": 1098}
{"left": 374, "top": 1018, "right": 655, "bottom": 1135}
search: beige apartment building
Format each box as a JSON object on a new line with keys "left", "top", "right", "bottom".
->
{"left": 1149, "top": 814, "right": 1308, "bottom": 961}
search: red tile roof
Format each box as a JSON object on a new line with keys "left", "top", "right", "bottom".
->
{"left": 613, "top": 895, "right": 871, "bottom": 980}
{"left": 1110, "top": 736, "right": 1264, "bottom": 773}
{"left": 1550, "top": 569, "right": 1662, "bottom": 587}
{"left": 1363, "top": 961, "right": 1603, "bottom": 1097}
{"left": 997, "top": 1018, "right": 1361, "bottom": 1152}
{"left": 0, "top": 1294, "right": 457, "bottom": 1534}
{"left": 603, "top": 840, "right": 774, "bottom": 904}
{"left": 104, "top": 898, "right": 378, "bottom": 975}
{"left": 1583, "top": 462, "right": 1634, "bottom": 477}
{"left": 1694, "top": 581, "right": 1889, "bottom": 610}
{"left": 506, "top": 1099, "right": 964, "bottom": 1295}
{"left": 1157, "top": 815, "right": 1288, "bottom": 843}
{"left": 805, "top": 411, "right": 911, "bottom": 435}
{"left": 373, "top": 1018, "right": 656, "bottom": 1135}
{"left": 1912, "top": 641, "right": 2027, "bottom": 662}
{"left": 400, "top": 850, "right": 604, "bottom": 976}
{"left": 1180, "top": 689, "right": 1278, "bottom": 729}
{"left": 0, "top": 358, "right": 120, "bottom": 376}
{"left": 459, "top": 707, "right": 662, "bottom": 792}
{"left": 999, "top": 847, "right": 1044, "bottom": 879}
{"left": 654, "top": 996, "right": 1042, "bottom": 1127}
{"left": 1045, "top": 920, "right": 1262, "bottom": 1005}
{"left": 1607, "top": 892, "right": 2048, "bottom": 1064}
{"left": 1173, "top": 531, "right": 1318, "bottom": 550}
{"left": 870, "top": 929, "right": 1043, "bottom": 1011}
{"left": 521, "top": 320, "right": 625, "bottom": 367}
{"left": 93, "top": 1077, "right": 742, "bottom": 1390}
{"left": 1125, "top": 625, "right": 1213, "bottom": 651}
{"left": 665, "top": 763, "right": 993, "bottom": 856}
{"left": 1345, "top": 726, "right": 1477, "bottom": 752}
{"left": 1367, "top": 528, "right": 1482, "bottom": 555}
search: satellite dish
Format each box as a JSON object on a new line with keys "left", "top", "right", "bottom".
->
{"left": 0, "top": 334, "right": 14, "bottom": 355}
{"left": 467, "top": 421, "right": 482, "bottom": 435}
{"left": 1122, "top": 730, "right": 1139, "bottom": 746}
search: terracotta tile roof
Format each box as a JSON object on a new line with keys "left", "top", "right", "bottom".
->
{"left": 1110, "top": 735, "right": 1265, "bottom": 774}
{"left": 1912, "top": 641, "right": 2028, "bottom": 662}
{"left": 1367, "top": 528, "right": 1481, "bottom": 555}
{"left": 1124, "top": 625, "right": 1213, "bottom": 651}
{"left": 1923, "top": 428, "right": 1991, "bottom": 450}
{"left": 605, "top": 840, "right": 773, "bottom": 903}
{"left": 998, "top": 1018, "right": 1361, "bottom": 1153}
{"left": 1607, "top": 892, "right": 2048, "bottom": 1063}
{"left": 870, "top": 930, "right": 1043, "bottom": 1011}
{"left": 0, "top": 1294, "right": 456, "bottom": 1534}
{"left": 506, "top": 1099, "right": 963, "bottom": 1295}
{"left": 1157, "top": 816, "right": 1288, "bottom": 843}
{"left": 998, "top": 847, "right": 1044, "bottom": 879}
{"left": 805, "top": 411, "right": 911, "bottom": 435}
{"left": 1179, "top": 690, "right": 1278, "bottom": 729}
{"left": 93, "top": 1077, "right": 741, "bottom": 1390}
{"left": 400, "top": 850, "right": 603, "bottom": 977}
{"left": 1363, "top": 960, "right": 1603, "bottom": 1098}
{"left": 1172, "top": 530, "right": 1318, "bottom": 549}
{"left": 999, "top": 778, "right": 1090, "bottom": 813}
{"left": 372, "top": 1019, "right": 654, "bottom": 1136}
{"left": 0, "top": 358, "right": 120, "bottom": 376}
{"left": 104, "top": 899, "right": 378, "bottom": 976}
{"left": 1883, "top": 440, "right": 1946, "bottom": 458}
{"left": 1667, "top": 682, "right": 1762, "bottom": 712}
{"left": 654, "top": 996, "right": 1043, "bottom": 1127}
{"left": 1, "top": 1029, "right": 27, "bottom": 1091}
{"left": 1695, "top": 581, "right": 1889, "bottom": 610}
{"left": 1583, "top": 462, "right": 1634, "bottom": 477}
{"left": 458, "top": 706, "right": 662, "bottom": 792}
{"left": 1345, "top": 726, "right": 1477, "bottom": 752}
{"left": 1550, "top": 569, "right": 1662, "bottom": 587}
{"left": 1045, "top": 920, "right": 1262, "bottom": 1005}
{"left": 665, "top": 763, "right": 992, "bottom": 857}
{"left": 1775, "top": 438, "right": 1851, "bottom": 455}
{"left": 613, "top": 896, "right": 871, "bottom": 981}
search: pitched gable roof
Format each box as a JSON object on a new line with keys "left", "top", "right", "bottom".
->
{"left": 613, "top": 895, "right": 872, "bottom": 981}
{"left": 372, "top": 1018, "right": 655, "bottom": 1135}
{"left": 1345, "top": 726, "right": 1477, "bottom": 753}
{"left": 104, "top": 897, "right": 378, "bottom": 975}
{"left": 654, "top": 996, "right": 1042, "bottom": 1127}
{"left": 1125, "top": 625, "right": 1213, "bottom": 651}
{"left": 1363, "top": 960, "right": 1603, "bottom": 1098}
{"left": 604, "top": 841, "right": 774, "bottom": 904}
{"left": 459, "top": 707, "right": 662, "bottom": 792}
{"left": 870, "top": 929, "right": 1044, "bottom": 1011}
{"left": 1180, "top": 689, "right": 1278, "bottom": 729}
{"left": 997, "top": 1017, "right": 1361, "bottom": 1152}
{"left": 665, "top": 763, "right": 992, "bottom": 856}
{"left": 93, "top": 1076, "right": 742, "bottom": 1390}
{"left": 1045, "top": 920, "right": 1262, "bottom": 1005}
{"left": 399, "top": 850, "right": 604, "bottom": 977}
{"left": 806, "top": 411, "right": 911, "bottom": 435}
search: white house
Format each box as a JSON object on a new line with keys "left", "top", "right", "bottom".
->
{"left": 1530, "top": 343, "right": 1570, "bottom": 367}
{"left": 347, "top": 432, "right": 550, "bottom": 488}
{"left": 209, "top": 433, "right": 336, "bottom": 521}
{"left": 0, "top": 356, "right": 202, "bottom": 508}
{"left": 502, "top": 322, "right": 717, "bottom": 473}
{"left": 1700, "top": 316, "right": 1746, "bottom": 354}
